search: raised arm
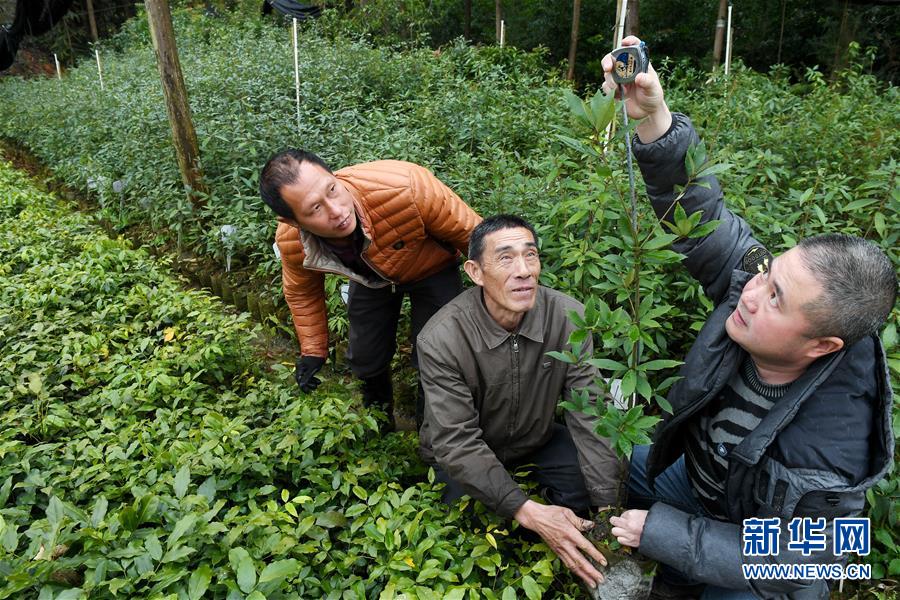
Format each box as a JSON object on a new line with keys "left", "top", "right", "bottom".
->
{"left": 602, "top": 37, "right": 766, "bottom": 305}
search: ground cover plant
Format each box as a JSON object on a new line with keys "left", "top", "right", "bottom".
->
{"left": 0, "top": 159, "right": 594, "bottom": 598}
{"left": 0, "top": 4, "right": 897, "bottom": 594}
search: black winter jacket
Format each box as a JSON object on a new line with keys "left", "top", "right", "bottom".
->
{"left": 634, "top": 114, "right": 894, "bottom": 599}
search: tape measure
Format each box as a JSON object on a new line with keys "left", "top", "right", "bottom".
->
{"left": 611, "top": 42, "right": 650, "bottom": 237}
{"left": 611, "top": 42, "right": 649, "bottom": 84}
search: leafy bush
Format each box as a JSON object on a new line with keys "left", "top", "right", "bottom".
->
{"left": 0, "top": 160, "right": 585, "bottom": 599}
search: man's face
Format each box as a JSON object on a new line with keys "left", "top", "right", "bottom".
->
{"left": 465, "top": 227, "right": 541, "bottom": 331}
{"left": 725, "top": 246, "right": 829, "bottom": 366}
{"left": 278, "top": 161, "right": 357, "bottom": 239}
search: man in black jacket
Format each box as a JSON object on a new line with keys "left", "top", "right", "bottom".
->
{"left": 603, "top": 38, "right": 896, "bottom": 599}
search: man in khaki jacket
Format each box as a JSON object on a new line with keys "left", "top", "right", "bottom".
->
{"left": 417, "top": 214, "right": 622, "bottom": 590}
{"left": 259, "top": 150, "right": 481, "bottom": 429}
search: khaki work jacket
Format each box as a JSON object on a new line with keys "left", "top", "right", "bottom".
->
{"left": 418, "top": 285, "right": 623, "bottom": 518}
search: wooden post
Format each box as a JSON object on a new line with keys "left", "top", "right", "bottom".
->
{"left": 777, "top": 0, "right": 786, "bottom": 64}
{"left": 626, "top": 0, "right": 639, "bottom": 37}
{"left": 712, "top": 0, "right": 728, "bottom": 68}
{"left": 463, "top": 0, "right": 471, "bottom": 40}
{"left": 85, "top": 0, "right": 99, "bottom": 42}
{"left": 566, "top": 0, "right": 581, "bottom": 81}
{"left": 832, "top": 0, "right": 851, "bottom": 76}
{"left": 144, "top": 0, "right": 207, "bottom": 207}
{"left": 495, "top": 0, "right": 502, "bottom": 44}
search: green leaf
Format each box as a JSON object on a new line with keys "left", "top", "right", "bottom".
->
{"left": 841, "top": 198, "right": 879, "bottom": 212}
{"left": 27, "top": 372, "right": 42, "bottom": 395}
{"left": 620, "top": 370, "right": 637, "bottom": 399}
{"left": 189, "top": 564, "right": 213, "bottom": 600}
{"left": 640, "top": 359, "right": 683, "bottom": 371}
{"left": 563, "top": 91, "right": 591, "bottom": 128}
{"left": 46, "top": 496, "right": 64, "bottom": 527}
{"left": 167, "top": 513, "right": 198, "bottom": 549}
{"left": 444, "top": 589, "right": 467, "bottom": 600}
{"left": 315, "top": 511, "right": 347, "bottom": 528}
{"left": 246, "top": 592, "right": 266, "bottom": 600}
{"left": 502, "top": 586, "right": 517, "bottom": 600}
{"left": 694, "top": 162, "right": 733, "bottom": 179}
{"left": 198, "top": 476, "right": 217, "bottom": 501}
{"left": 258, "top": 558, "right": 299, "bottom": 585}
{"left": 589, "top": 89, "right": 616, "bottom": 131}
{"left": 568, "top": 328, "right": 588, "bottom": 346}
{"left": 635, "top": 375, "right": 652, "bottom": 401}
{"left": 555, "top": 134, "right": 599, "bottom": 158}
{"left": 643, "top": 233, "right": 678, "bottom": 250}
{"left": 0, "top": 477, "right": 12, "bottom": 508}
{"left": 546, "top": 350, "right": 575, "bottom": 364}
{"left": 881, "top": 323, "right": 897, "bottom": 350}
{"left": 522, "top": 575, "right": 541, "bottom": 600}
{"left": 889, "top": 558, "right": 900, "bottom": 576}
{"left": 586, "top": 358, "right": 628, "bottom": 371}
{"left": 54, "top": 590, "right": 85, "bottom": 600}
{"left": 91, "top": 496, "right": 108, "bottom": 528}
{"left": 229, "top": 547, "right": 257, "bottom": 593}
{"left": 874, "top": 528, "right": 896, "bottom": 550}
{"left": 174, "top": 464, "right": 190, "bottom": 500}
{"left": 145, "top": 534, "right": 163, "bottom": 561}
{"left": 160, "top": 545, "right": 195, "bottom": 563}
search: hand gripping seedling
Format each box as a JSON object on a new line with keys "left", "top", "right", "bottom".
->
{"left": 610, "top": 42, "right": 650, "bottom": 228}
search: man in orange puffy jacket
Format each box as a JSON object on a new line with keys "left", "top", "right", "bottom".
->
{"left": 260, "top": 149, "right": 482, "bottom": 430}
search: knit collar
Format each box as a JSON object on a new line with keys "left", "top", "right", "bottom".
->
{"left": 741, "top": 356, "right": 792, "bottom": 400}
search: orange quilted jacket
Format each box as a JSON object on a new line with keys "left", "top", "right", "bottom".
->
{"left": 275, "top": 160, "right": 482, "bottom": 357}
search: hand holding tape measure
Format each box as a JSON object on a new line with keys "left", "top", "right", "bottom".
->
{"left": 601, "top": 36, "right": 669, "bottom": 130}
{"left": 611, "top": 41, "right": 649, "bottom": 84}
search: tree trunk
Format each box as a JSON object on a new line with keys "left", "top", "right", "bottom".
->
{"left": 144, "top": 0, "right": 207, "bottom": 208}
{"left": 566, "top": 0, "right": 581, "bottom": 81}
{"left": 625, "top": 0, "right": 639, "bottom": 37}
{"left": 712, "top": 0, "right": 728, "bottom": 68}
{"left": 85, "top": 0, "right": 99, "bottom": 42}
{"left": 495, "top": 0, "right": 502, "bottom": 44}
{"left": 776, "top": 0, "right": 786, "bottom": 64}
{"left": 464, "top": 0, "right": 471, "bottom": 40}
{"left": 832, "top": 0, "right": 852, "bottom": 77}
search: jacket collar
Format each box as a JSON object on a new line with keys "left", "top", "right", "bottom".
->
{"left": 468, "top": 286, "right": 547, "bottom": 349}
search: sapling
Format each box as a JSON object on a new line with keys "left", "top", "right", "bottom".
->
{"left": 552, "top": 87, "right": 728, "bottom": 598}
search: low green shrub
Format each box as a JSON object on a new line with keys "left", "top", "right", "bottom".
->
{"left": 0, "top": 160, "right": 583, "bottom": 599}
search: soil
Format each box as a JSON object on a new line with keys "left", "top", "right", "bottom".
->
{"left": 587, "top": 510, "right": 653, "bottom": 600}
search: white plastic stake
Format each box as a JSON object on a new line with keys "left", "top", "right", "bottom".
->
{"left": 615, "top": 0, "right": 628, "bottom": 48}
{"left": 293, "top": 18, "right": 301, "bottom": 132}
{"left": 54, "top": 53, "right": 61, "bottom": 80}
{"left": 725, "top": 4, "right": 733, "bottom": 75}
{"left": 500, "top": 20, "right": 505, "bottom": 47}
{"left": 220, "top": 224, "right": 237, "bottom": 272}
{"left": 95, "top": 48, "right": 104, "bottom": 90}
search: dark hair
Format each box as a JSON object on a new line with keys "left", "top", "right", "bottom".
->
{"left": 259, "top": 149, "right": 332, "bottom": 219}
{"left": 469, "top": 214, "right": 539, "bottom": 262}
{"left": 798, "top": 234, "right": 898, "bottom": 346}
